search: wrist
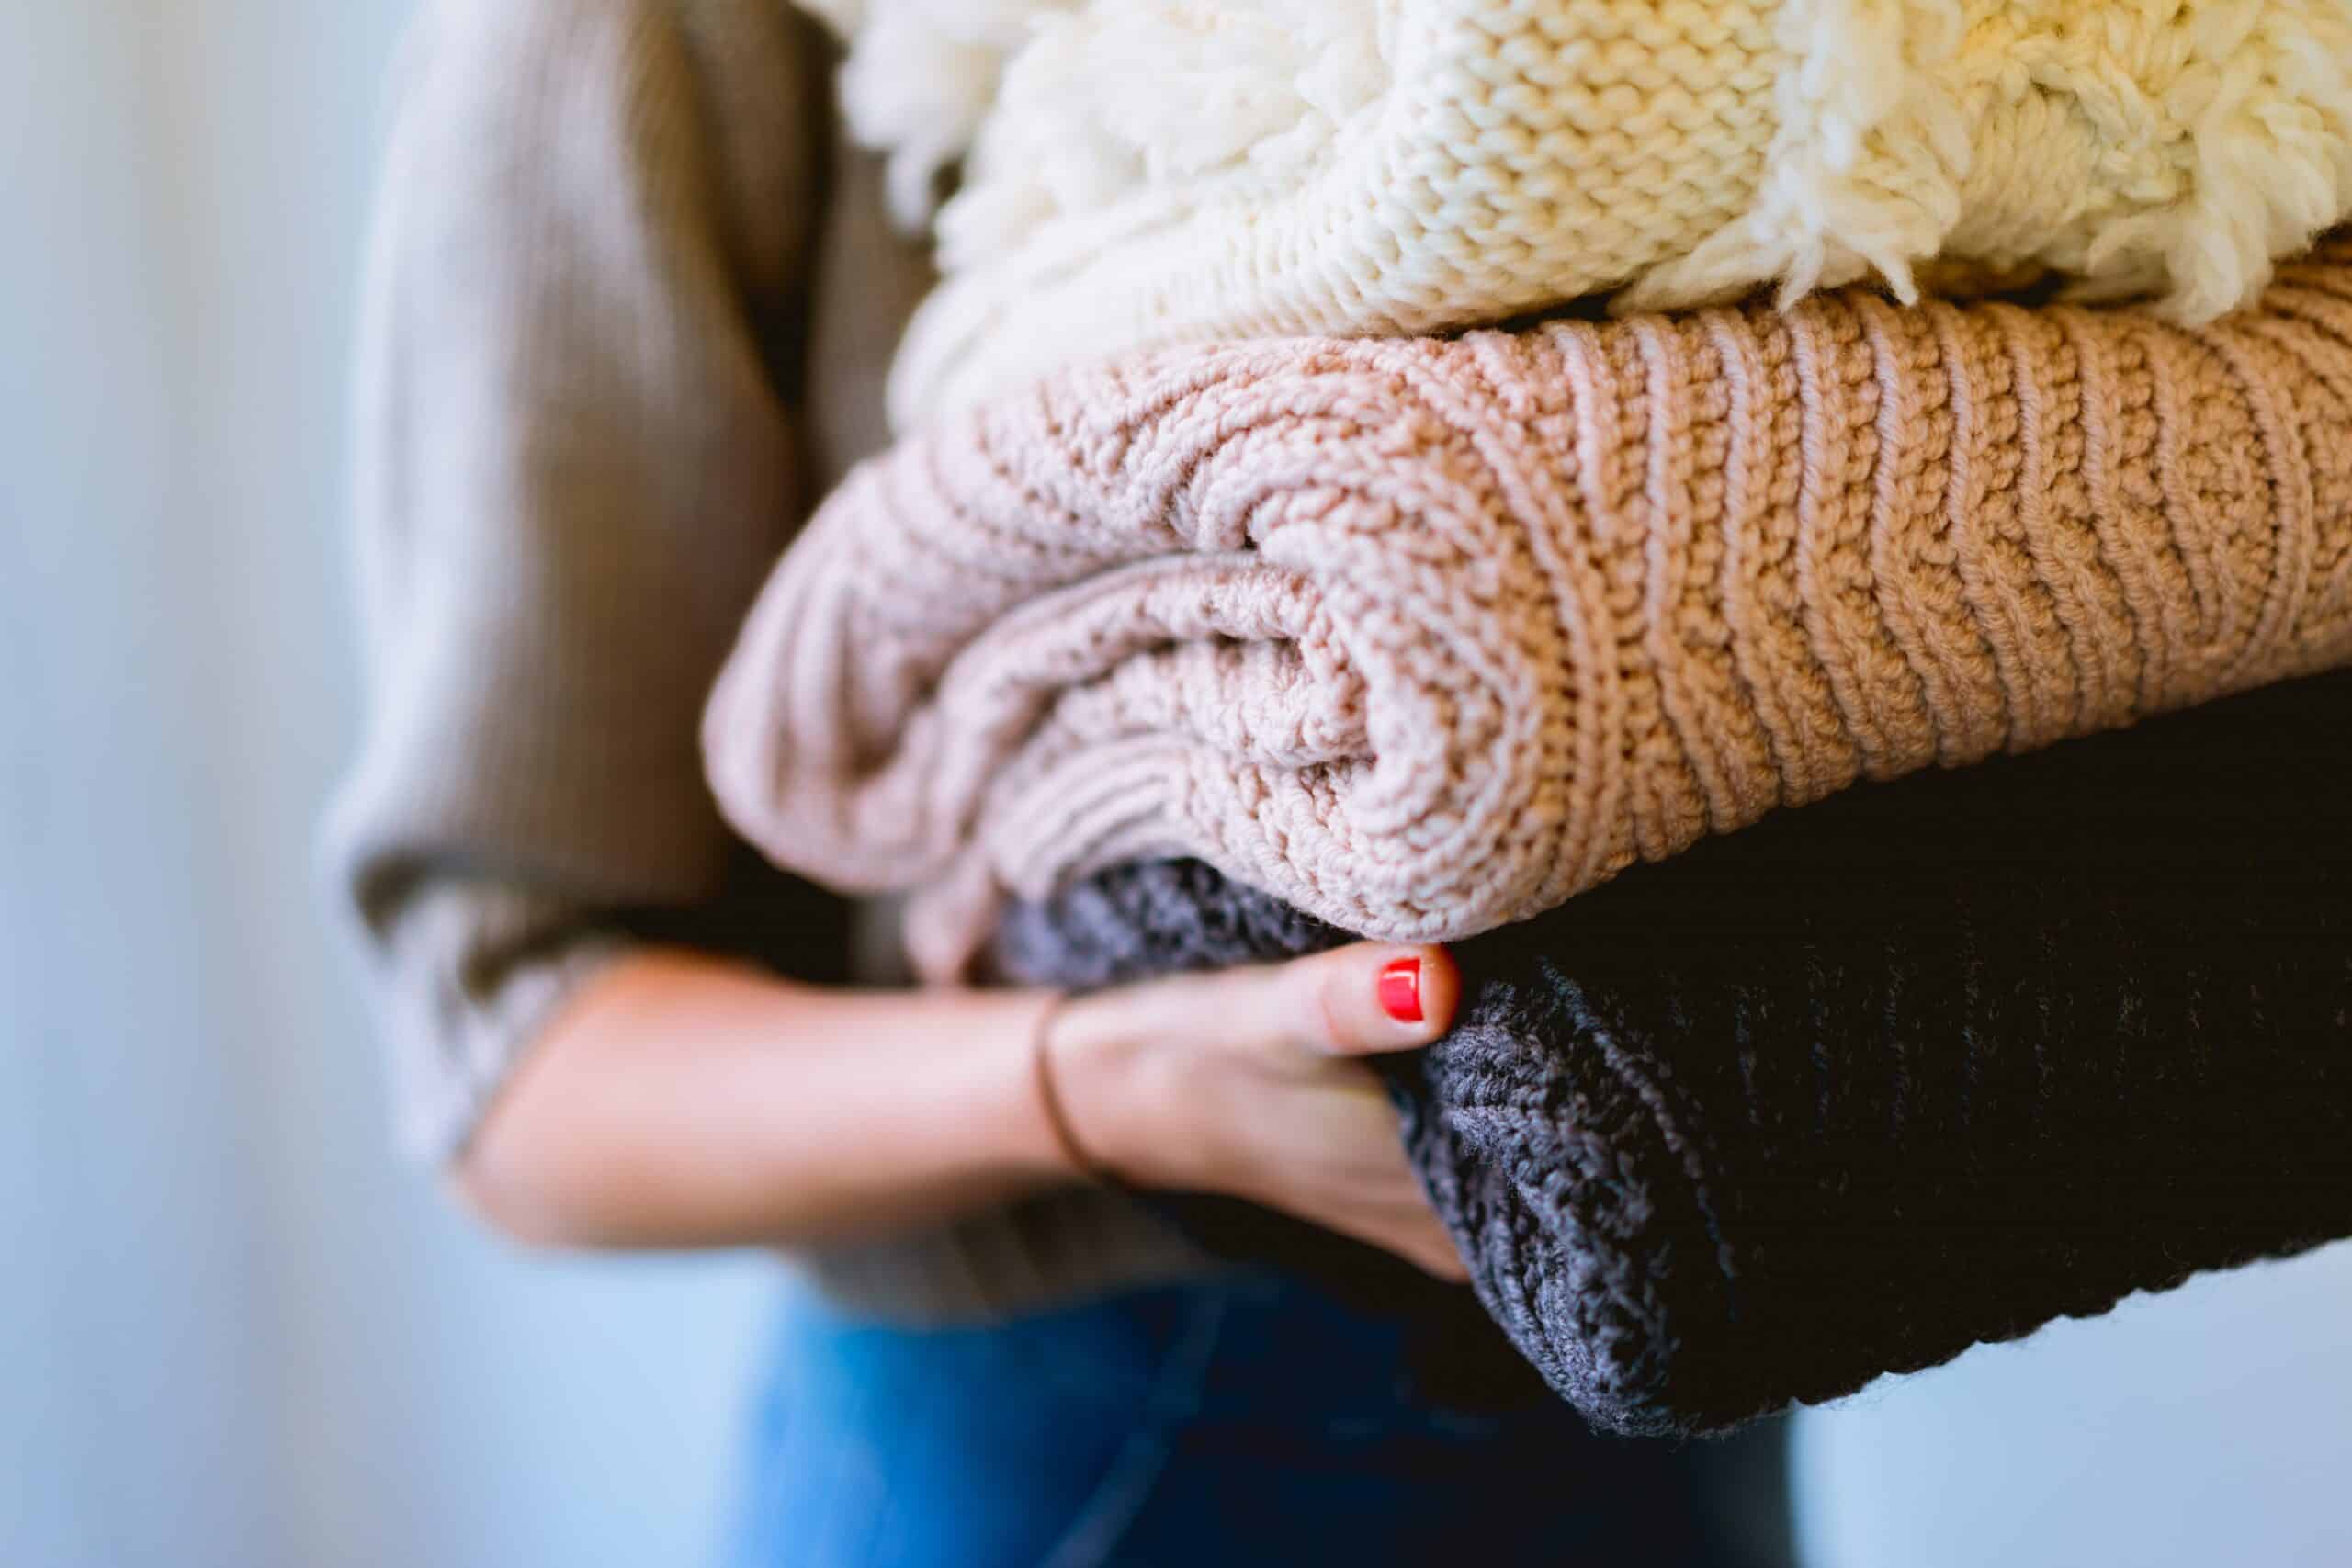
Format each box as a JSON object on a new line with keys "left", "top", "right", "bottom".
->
{"left": 1039, "top": 987, "right": 1195, "bottom": 1192}
{"left": 924, "top": 988, "right": 1113, "bottom": 1194}
{"left": 1028, "top": 993, "right": 1114, "bottom": 1184}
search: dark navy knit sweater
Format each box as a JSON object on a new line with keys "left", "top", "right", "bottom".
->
{"left": 996, "top": 671, "right": 2352, "bottom": 1438}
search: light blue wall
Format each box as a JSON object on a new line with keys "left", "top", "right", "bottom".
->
{"left": 6, "top": 3, "right": 2348, "bottom": 1565}
{"left": 1795, "top": 1241, "right": 2352, "bottom": 1568}
{"left": 3, "top": 3, "right": 776, "bottom": 1564}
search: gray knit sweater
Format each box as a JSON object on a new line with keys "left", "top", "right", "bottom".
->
{"left": 323, "top": 0, "right": 1204, "bottom": 1319}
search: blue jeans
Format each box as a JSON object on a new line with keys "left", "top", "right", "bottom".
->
{"left": 723, "top": 1272, "right": 1789, "bottom": 1567}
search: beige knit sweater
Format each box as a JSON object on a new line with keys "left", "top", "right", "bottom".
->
{"left": 707, "top": 239, "right": 2352, "bottom": 976}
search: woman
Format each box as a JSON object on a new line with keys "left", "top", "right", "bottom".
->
{"left": 327, "top": 0, "right": 1786, "bottom": 1560}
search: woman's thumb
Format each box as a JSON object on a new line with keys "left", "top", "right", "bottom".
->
{"left": 1276, "top": 944, "right": 1460, "bottom": 1056}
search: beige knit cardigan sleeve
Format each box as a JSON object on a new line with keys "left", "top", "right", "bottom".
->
{"left": 324, "top": 0, "right": 824, "bottom": 1156}
{"left": 707, "top": 241, "right": 2352, "bottom": 979}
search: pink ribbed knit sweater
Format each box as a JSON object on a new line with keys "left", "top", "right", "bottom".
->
{"left": 705, "top": 242, "right": 2352, "bottom": 978}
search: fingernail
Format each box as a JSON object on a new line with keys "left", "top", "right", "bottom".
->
{"left": 1377, "top": 957, "right": 1423, "bottom": 1023}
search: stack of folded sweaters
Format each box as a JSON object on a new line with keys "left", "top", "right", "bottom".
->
{"left": 707, "top": 0, "right": 2352, "bottom": 1438}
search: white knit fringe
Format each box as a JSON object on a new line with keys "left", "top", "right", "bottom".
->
{"left": 800, "top": 0, "right": 2352, "bottom": 425}
{"left": 1624, "top": 0, "right": 2352, "bottom": 325}
{"left": 799, "top": 0, "right": 1075, "bottom": 229}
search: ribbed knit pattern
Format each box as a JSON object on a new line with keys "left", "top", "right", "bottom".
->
{"left": 827, "top": 0, "right": 2352, "bottom": 423}
{"left": 706, "top": 243, "right": 2352, "bottom": 981}
{"left": 994, "top": 671, "right": 2352, "bottom": 1438}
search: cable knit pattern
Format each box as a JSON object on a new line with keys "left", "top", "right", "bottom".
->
{"left": 993, "top": 671, "right": 2352, "bottom": 1438}
{"left": 818, "top": 0, "right": 2352, "bottom": 423}
{"left": 705, "top": 243, "right": 2352, "bottom": 980}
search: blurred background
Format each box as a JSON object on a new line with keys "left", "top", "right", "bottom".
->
{"left": 3, "top": 2, "right": 2348, "bottom": 1564}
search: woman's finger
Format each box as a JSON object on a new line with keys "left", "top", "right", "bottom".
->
{"left": 1283, "top": 1108, "right": 1471, "bottom": 1282}
{"left": 1273, "top": 943, "right": 1462, "bottom": 1056}
{"left": 1397, "top": 1222, "right": 1472, "bottom": 1283}
{"left": 1325, "top": 1190, "right": 1470, "bottom": 1282}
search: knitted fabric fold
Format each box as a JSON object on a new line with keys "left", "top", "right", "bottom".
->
{"left": 705, "top": 243, "right": 2352, "bottom": 982}
{"left": 802, "top": 0, "right": 2352, "bottom": 423}
{"left": 992, "top": 671, "right": 2352, "bottom": 1438}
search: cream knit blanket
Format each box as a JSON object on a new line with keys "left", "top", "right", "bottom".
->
{"left": 704, "top": 243, "right": 2352, "bottom": 980}
{"left": 803, "top": 0, "right": 2352, "bottom": 428}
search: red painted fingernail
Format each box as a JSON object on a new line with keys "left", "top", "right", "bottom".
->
{"left": 1377, "top": 957, "right": 1423, "bottom": 1023}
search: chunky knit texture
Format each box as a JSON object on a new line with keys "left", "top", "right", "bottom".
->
{"left": 805, "top": 0, "right": 2352, "bottom": 423}
{"left": 994, "top": 671, "right": 2352, "bottom": 1438}
{"left": 706, "top": 243, "right": 2352, "bottom": 981}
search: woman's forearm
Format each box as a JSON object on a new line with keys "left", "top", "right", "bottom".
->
{"left": 449, "top": 940, "right": 1468, "bottom": 1279}
{"left": 455, "top": 949, "right": 1077, "bottom": 1250}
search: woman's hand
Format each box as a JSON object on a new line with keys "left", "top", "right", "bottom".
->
{"left": 1043, "top": 945, "right": 1469, "bottom": 1282}
{"left": 456, "top": 944, "right": 1465, "bottom": 1282}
